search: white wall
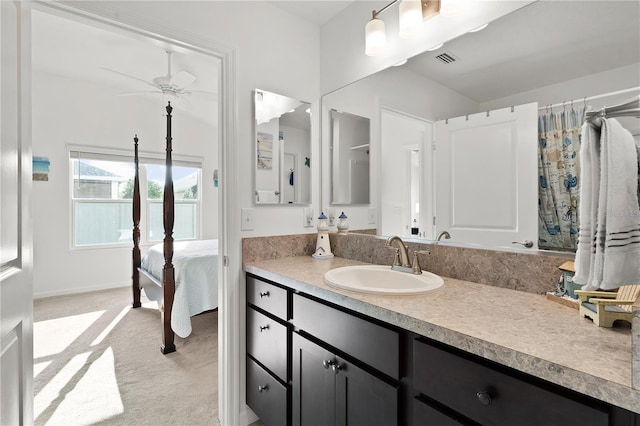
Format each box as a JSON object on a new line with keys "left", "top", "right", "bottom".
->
{"left": 32, "top": 70, "right": 218, "bottom": 297}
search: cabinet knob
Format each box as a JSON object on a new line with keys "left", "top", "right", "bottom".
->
{"left": 259, "top": 291, "right": 270, "bottom": 298}
{"left": 476, "top": 391, "right": 492, "bottom": 406}
{"left": 322, "top": 359, "right": 335, "bottom": 369}
{"left": 259, "top": 324, "right": 270, "bottom": 332}
{"left": 332, "top": 363, "right": 344, "bottom": 374}
{"left": 258, "top": 384, "right": 269, "bottom": 393}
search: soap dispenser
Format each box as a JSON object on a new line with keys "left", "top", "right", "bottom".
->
{"left": 312, "top": 212, "right": 334, "bottom": 259}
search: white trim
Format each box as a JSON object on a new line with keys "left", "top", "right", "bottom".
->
{"left": 67, "top": 144, "right": 204, "bottom": 166}
{"left": 36, "top": 3, "right": 241, "bottom": 424}
{"left": 33, "top": 280, "right": 130, "bottom": 300}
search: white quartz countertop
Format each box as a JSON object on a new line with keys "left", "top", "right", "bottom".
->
{"left": 244, "top": 255, "right": 640, "bottom": 413}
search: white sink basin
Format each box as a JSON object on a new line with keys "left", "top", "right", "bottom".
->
{"left": 324, "top": 265, "right": 444, "bottom": 295}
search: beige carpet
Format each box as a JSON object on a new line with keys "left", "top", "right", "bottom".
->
{"left": 33, "top": 286, "right": 219, "bottom": 426}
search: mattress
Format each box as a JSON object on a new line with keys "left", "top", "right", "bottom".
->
{"left": 140, "top": 239, "right": 219, "bottom": 337}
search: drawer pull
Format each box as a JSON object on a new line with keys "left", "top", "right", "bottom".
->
{"left": 476, "top": 391, "right": 492, "bottom": 406}
{"left": 259, "top": 324, "right": 270, "bottom": 332}
{"left": 258, "top": 384, "right": 269, "bottom": 393}
{"left": 259, "top": 291, "right": 270, "bottom": 298}
{"left": 322, "top": 359, "right": 335, "bottom": 369}
{"left": 332, "top": 362, "right": 344, "bottom": 374}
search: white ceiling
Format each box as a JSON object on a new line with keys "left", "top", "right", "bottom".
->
{"left": 403, "top": 1, "right": 640, "bottom": 103}
{"left": 32, "top": 9, "right": 221, "bottom": 125}
{"left": 268, "top": 1, "right": 354, "bottom": 26}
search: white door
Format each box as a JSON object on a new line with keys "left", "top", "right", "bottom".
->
{"left": 435, "top": 103, "right": 537, "bottom": 249}
{"left": 380, "top": 108, "right": 433, "bottom": 238}
{"left": 1, "top": 1, "right": 34, "bottom": 424}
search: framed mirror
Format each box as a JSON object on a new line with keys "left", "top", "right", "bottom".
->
{"left": 254, "top": 88, "right": 311, "bottom": 205}
{"left": 320, "top": 0, "right": 640, "bottom": 251}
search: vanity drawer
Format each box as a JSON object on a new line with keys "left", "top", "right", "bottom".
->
{"left": 247, "top": 307, "right": 289, "bottom": 381}
{"left": 413, "top": 338, "right": 609, "bottom": 426}
{"left": 247, "top": 275, "right": 289, "bottom": 320}
{"left": 413, "top": 396, "right": 466, "bottom": 426}
{"left": 293, "top": 293, "right": 399, "bottom": 379}
{"left": 247, "top": 357, "right": 288, "bottom": 426}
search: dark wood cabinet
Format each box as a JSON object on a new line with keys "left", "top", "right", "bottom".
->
{"left": 246, "top": 272, "right": 639, "bottom": 426}
{"left": 292, "top": 332, "right": 399, "bottom": 426}
{"left": 246, "top": 276, "right": 291, "bottom": 426}
{"left": 411, "top": 337, "right": 627, "bottom": 426}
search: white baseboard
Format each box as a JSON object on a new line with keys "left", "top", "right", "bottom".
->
{"left": 34, "top": 280, "right": 130, "bottom": 299}
{"left": 238, "top": 405, "right": 258, "bottom": 426}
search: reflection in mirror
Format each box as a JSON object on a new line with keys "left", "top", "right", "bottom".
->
{"left": 321, "top": 0, "right": 639, "bottom": 252}
{"left": 254, "top": 89, "right": 311, "bottom": 204}
{"left": 330, "top": 110, "right": 370, "bottom": 204}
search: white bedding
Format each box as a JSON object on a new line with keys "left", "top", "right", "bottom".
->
{"left": 140, "top": 239, "right": 219, "bottom": 338}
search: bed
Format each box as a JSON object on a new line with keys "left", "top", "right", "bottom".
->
{"left": 131, "top": 102, "right": 218, "bottom": 354}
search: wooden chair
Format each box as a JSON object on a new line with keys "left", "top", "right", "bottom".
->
{"left": 574, "top": 285, "right": 640, "bottom": 327}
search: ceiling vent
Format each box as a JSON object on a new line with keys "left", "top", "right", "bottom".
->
{"left": 435, "top": 52, "right": 457, "bottom": 64}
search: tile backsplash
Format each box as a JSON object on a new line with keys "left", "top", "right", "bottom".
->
{"left": 242, "top": 232, "right": 573, "bottom": 295}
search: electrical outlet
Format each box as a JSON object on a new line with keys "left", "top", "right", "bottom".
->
{"left": 241, "top": 208, "right": 254, "bottom": 231}
{"left": 368, "top": 207, "right": 376, "bottom": 224}
{"left": 303, "top": 207, "right": 314, "bottom": 228}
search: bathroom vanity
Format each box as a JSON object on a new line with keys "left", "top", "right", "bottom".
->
{"left": 244, "top": 256, "right": 640, "bottom": 425}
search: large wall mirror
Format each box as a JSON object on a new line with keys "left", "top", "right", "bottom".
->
{"left": 321, "top": 0, "right": 639, "bottom": 252}
{"left": 255, "top": 88, "right": 311, "bottom": 205}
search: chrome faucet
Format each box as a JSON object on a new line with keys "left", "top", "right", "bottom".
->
{"left": 386, "top": 236, "right": 411, "bottom": 269}
{"left": 436, "top": 231, "right": 451, "bottom": 242}
{"left": 385, "top": 236, "right": 431, "bottom": 275}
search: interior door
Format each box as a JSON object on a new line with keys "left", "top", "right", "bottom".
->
{"left": 380, "top": 108, "right": 434, "bottom": 239}
{"left": 435, "top": 103, "right": 537, "bottom": 249}
{"left": 1, "top": 1, "right": 34, "bottom": 424}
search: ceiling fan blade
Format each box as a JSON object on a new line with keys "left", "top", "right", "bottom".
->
{"left": 117, "top": 91, "right": 163, "bottom": 96}
{"left": 185, "top": 90, "right": 218, "bottom": 100}
{"left": 101, "top": 67, "right": 155, "bottom": 87}
{"left": 170, "top": 70, "right": 196, "bottom": 88}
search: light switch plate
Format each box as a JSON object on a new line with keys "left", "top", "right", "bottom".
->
{"left": 241, "top": 208, "right": 254, "bottom": 231}
{"left": 368, "top": 207, "right": 376, "bottom": 224}
{"left": 303, "top": 207, "right": 314, "bottom": 228}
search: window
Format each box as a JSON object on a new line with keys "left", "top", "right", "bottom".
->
{"left": 70, "top": 150, "right": 201, "bottom": 248}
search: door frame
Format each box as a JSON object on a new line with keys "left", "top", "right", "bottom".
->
{"left": 30, "top": 3, "right": 240, "bottom": 424}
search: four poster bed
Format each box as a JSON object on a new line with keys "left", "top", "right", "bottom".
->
{"left": 131, "top": 102, "right": 218, "bottom": 354}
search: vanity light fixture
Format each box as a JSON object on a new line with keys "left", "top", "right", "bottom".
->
{"left": 365, "top": 0, "right": 442, "bottom": 56}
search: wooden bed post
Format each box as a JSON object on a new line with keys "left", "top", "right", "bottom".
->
{"left": 132, "top": 134, "right": 142, "bottom": 309}
{"left": 161, "top": 102, "right": 177, "bottom": 355}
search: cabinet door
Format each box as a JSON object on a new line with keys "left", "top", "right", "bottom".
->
{"left": 334, "top": 354, "right": 399, "bottom": 426}
{"left": 292, "top": 333, "right": 336, "bottom": 426}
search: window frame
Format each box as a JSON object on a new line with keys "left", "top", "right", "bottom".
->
{"left": 68, "top": 145, "right": 203, "bottom": 250}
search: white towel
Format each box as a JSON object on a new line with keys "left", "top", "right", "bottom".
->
{"left": 573, "top": 122, "right": 600, "bottom": 288}
{"left": 256, "top": 189, "right": 279, "bottom": 203}
{"left": 600, "top": 118, "right": 640, "bottom": 289}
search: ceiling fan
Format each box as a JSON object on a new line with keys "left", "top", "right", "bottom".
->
{"left": 102, "top": 50, "right": 214, "bottom": 101}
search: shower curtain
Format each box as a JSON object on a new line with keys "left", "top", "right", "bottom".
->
{"left": 538, "top": 107, "right": 583, "bottom": 250}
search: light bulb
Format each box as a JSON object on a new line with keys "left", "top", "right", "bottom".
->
{"left": 399, "top": 0, "right": 423, "bottom": 39}
{"left": 365, "top": 16, "right": 386, "bottom": 56}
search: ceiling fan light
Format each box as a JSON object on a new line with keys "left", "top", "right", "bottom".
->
{"left": 399, "top": 0, "right": 423, "bottom": 39}
{"left": 365, "top": 15, "right": 386, "bottom": 56}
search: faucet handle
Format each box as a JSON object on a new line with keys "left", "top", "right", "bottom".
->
{"left": 411, "top": 249, "right": 431, "bottom": 275}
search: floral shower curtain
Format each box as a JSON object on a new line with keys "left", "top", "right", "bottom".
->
{"left": 538, "top": 106, "right": 583, "bottom": 250}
